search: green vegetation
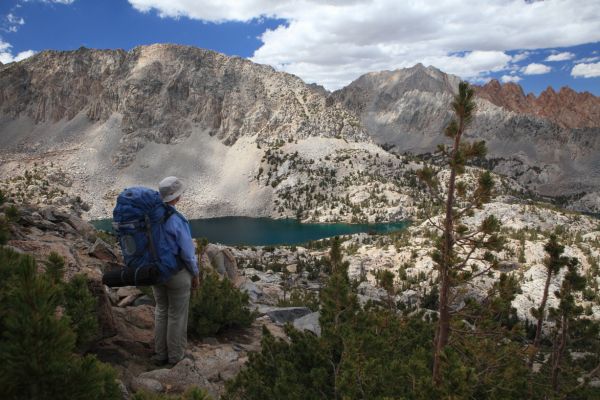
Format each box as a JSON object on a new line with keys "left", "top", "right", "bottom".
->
{"left": 43, "top": 252, "right": 99, "bottom": 350}
{"left": 277, "top": 288, "right": 319, "bottom": 312}
{"left": 63, "top": 274, "right": 100, "bottom": 350}
{"left": 530, "top": 235, "right": 571, "bottom": 365}
{"left": 417, "top": 81, "right": 504, "bottom": 383}
{"left": 224, "top": 236, "right": 600, "bottom": 399}
{"left": 5, "top": 204, "right": 19, "bottom": 222}
{"left": 259, "top": 144, "right": 421, "bottom": 222}
{"left": 0, "top": 216, "right": 9, "bottom": 245}
{"left": 188, "top": 272, "right": 256, "bottom": 338}
{"left": 0, "top": 247, "right": 119, "bottom": 400}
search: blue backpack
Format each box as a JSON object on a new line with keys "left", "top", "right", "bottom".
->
{"left": 110, "top": 187, "right": 180, "bottom": 285}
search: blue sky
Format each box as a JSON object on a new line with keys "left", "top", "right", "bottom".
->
{"left": 1, "top": 0, "right": 599, "bottom": 95}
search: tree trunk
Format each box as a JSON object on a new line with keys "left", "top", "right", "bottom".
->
{"left": 433, "top": 265, "right": 450, "bottom": 383}
{"left": 534, "top": 270, "right": 552, "bottom": 347}
{"left": 529, "top": 267, "right": 552, "bottom": 368}
{"left": 552, "top": 314, "right": 568, "bottom": 393}
{"left": 432, "top": 123, "right": 462, "bottom": 384}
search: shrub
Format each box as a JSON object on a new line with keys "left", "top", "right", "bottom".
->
{"left": 5, "top": 205, "right": 19, "bottom": 222}
{"left": 277, "top": 288, "right": 319, "bottom": 312}
{"left": 0, "top": 247, "right": 119, "bottom": 400}
{"left": 0, "top": 216, "right": 9, "bottom": 245}
{"left": 224, "top": 239, "right": 548, "bottom": 400}
{"left": 188, "top": 272, "right": 256, "bottom": 338}
{"left": 96, "top": 230, "right": 117, "bottom": 246}
{"left": 63, "top": 274, "right": 99, "bottom": 350}
{"left": 43, "top": 252, "right": 99, "bottom": 350}
{"left": 45, "top": 251, "right": 65, "bottom": 284}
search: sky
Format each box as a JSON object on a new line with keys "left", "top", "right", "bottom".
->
{"left": 0, "top": 0, "right": 599, "bottom": 95}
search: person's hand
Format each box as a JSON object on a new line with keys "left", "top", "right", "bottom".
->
{"left": 192, "top": 275, "right": 200, "bottom": 291}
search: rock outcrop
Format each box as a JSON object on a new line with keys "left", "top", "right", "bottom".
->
{"left": 475, "top": 79, "right": 600, "bottom": 129}
{"left": 330, "top": 65, "right": 600, "bottom": 211}
{"left": 0, "top": 45, "right": 366, "bottom": 168}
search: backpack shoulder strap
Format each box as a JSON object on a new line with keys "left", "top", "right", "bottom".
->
{"left": 144, "top": 214, "right": 160, "bottom": 263}
{"left": 162, "top": 204, "right": 176, "bottom": 223}
{"left": 169, "top": 208, "right": 188, "bottom": 224}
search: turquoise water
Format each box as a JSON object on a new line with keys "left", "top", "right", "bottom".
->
{"left": 91, "top": 216, "right": 409, "bottom": 246}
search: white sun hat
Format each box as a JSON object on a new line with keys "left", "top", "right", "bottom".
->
{"left": 158, "top": 176, "right": 185, "bottom": 202}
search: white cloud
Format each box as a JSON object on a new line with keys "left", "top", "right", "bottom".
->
{"left": 522, "top": 63, "right": 551, "bottom": 75}
{"left": 511, "top": 51, "right": 532, "bottom": 63}
{"left": 501, "top": 74, "right": 522, "bottom": 83}
{"left": 6, "top": 14, "right": 25, "bottom": 26}
{"left": 423, "top": 51, "right": 512, "bottom": 78}
{"left": 0, "top": 40, "right": 35, "bottom": 64}
{"left": 128, "top": 0, "right": 600, "bottom": 89}
{"left": 545, "top": 51, "right": 575, "bottom": 62}
{"left": 576, "top": 56, "right": 600, "bottom": 63}
{"left": 571, "top": 62, "right": 600, "bottom": 78}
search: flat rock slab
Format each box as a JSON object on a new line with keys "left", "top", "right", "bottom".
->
{"left": 259, "top": 306, "right": 312, "bottom": 324}
{"left": 116, "top": 286, "right": 143, "bottom": 298}
{"left": 88, "top": 238, "right": 118, "bottom": 262}
{"left": 137, "top": 359, "right": 215, "bottom": 396}
{"left": 292, "top": 311, "right": 321, "bottom": 336}
{"left": 131, "top": 377, "right": 164, "bottom": 393}
{"left": 112, "top": 305, "right": 154, "bottom": 343}
{"left": 118, "top": 294, "right": 139, "bottom": 308}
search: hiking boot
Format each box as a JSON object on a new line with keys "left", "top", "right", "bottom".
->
{"left": 167, "top": 353, "right": 195, "bottom": 367}
{"left": 151, "top": 354, "right": 168, "bottom": 367}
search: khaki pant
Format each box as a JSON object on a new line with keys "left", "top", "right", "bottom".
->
{"left": 152, "top": 268, "right": 192, "bottom": 363}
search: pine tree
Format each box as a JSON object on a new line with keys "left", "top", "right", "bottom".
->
{"left": 188, "top": 271, "right": 256, "bottom": 338}
{"left": 45, "top": 251, "right": 66, "bottom": 284}
{"left": 319, "top": 237, "right": 360, "bottom": 399}
{"left": 0, "top": 247, "right": 120, "bottom": 400}
{"left": 417, "top": 81, "right": 504, "bottom": 383}
{"left": 63, "top": 274, "right": 99, "bottom": 351}
{"left": 548, "top": 257, "right": 586, "bottom": 395}
{"left": 374, "top": 269, "right": 396, "bottom": 309}
{"left": 0, "top": 250, "right": 76, "bottom": 399}
{"left": 529, "top": 234, "right": 570, "bottom": 367}
{"left": 223, "top": 326, "right": 332, "bottom": 400}
{"left": 454, "top": 273, "right": 530, "bottom": 399}
{"left": 0, "top": 216, "right": 10, "bottom": 245}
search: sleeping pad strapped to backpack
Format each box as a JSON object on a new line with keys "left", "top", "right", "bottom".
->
{"left": 102, "top": 187, "right": 181, "bottom": 287}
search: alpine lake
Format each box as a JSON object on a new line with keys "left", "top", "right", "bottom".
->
{"left": 91, "top": 216, "right": 409, "bottom": 247}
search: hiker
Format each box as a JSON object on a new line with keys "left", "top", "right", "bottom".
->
{"left": 151, "top": 176, "right": 200, "bottom": 366}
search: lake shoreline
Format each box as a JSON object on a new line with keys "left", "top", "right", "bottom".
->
{"left": 91, "top": 216, "right": 410, "bottom": 247}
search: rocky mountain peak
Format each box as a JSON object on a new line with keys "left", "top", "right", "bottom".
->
{"left": 0, "top": 44, "right": 367, "bottom": 167}
{"left": 475, "top": 80, "right": 600, "bottom": 129}
{"left": 330, "top": 64, "right": 461, "bottom": 120}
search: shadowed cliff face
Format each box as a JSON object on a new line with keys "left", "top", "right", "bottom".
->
{"left": 330, "top": 65, "right": 600, "bottom": 204}
{"left": 0, "top": 44, "right": 366, "bottom": 167}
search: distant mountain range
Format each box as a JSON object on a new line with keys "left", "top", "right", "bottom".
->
{"left": 0, "top": 44, "right": 598, "bottom": 216}
{"left": 332, "top": 64, "right": 600, "bottom": 211}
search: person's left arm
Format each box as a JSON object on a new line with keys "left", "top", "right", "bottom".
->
{"left": 172, "top": 217, "right": 200, "bottom": 277}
